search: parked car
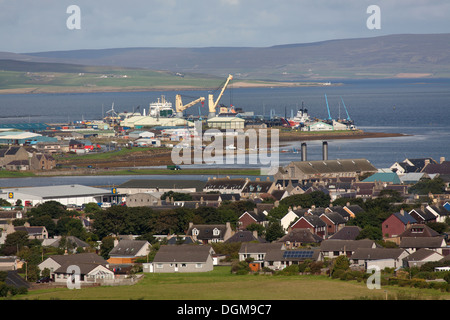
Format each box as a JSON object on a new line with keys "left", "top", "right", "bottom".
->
{"left": 36, "top": 276, "right": 53, "bottom": 283}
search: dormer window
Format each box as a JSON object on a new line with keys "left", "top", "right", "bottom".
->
{"left": 213, "top": 228, "right": 220, "bottom": 236}
{"left": 192, "top": 228, "right": 199, "bottom": 236}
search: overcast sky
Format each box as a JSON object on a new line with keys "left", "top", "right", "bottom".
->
{"left": 1, "top": 0, "right": 450, "bottom": 53}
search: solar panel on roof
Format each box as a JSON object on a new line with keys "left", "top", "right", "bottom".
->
{"left": 283, "top": 251, "right": 314, "bottom": 259}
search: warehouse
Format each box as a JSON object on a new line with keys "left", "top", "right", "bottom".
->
{"left": 0, "top": 184, "right": 116, "bottom": 207}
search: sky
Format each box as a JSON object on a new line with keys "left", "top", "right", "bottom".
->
{"left": 1, "top": 0, "right": 450, "bottom": 53}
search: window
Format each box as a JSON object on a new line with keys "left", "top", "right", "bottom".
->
{"left": 192, "top": 228, "right": 199, "bottom": 236}
{"left": 156, "top": 264, "right": 163, "bottom": 269}
{"left": 196, "top": 263, "right": 203, "bottom": 269}
{"left": 213, "top": 228, "right": 220, "bottom": 236}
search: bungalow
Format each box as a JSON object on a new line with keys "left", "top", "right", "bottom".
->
{"left": 147, "top": 245, "right": 215, "bottom": 273}
{"left": 7, "top": 223, "right": 48, "bottom": 240}
{"left": 350, "top": 248, "right": 408, "bottom": 270}
{"left": 399, "top": 237, "right": 447, "bottom": 254}
{"left": 239, "top": 242, "right": 285, "bottom": 271}
{"left": 38, "top": 253, "right": 113, "bottom": 284}
{"left": 225, "top": 230, "right": 265, "bottom": 243}
{"left": 403, "top": 248, "right": 444, "bottom": 268}
{"left": 264, "top": 249, "right": 321, "bottom": 271}
{"left": 107, "top": 240, "right": 151, "bottom": 264}
{"left": 319, "top": 239, "right": 379, "bottom": 260}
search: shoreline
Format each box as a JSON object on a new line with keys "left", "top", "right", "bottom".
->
{"left": 0, "top": 82, "right": 341, "bottom": 95}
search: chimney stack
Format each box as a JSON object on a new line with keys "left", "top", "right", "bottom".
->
{"left": 322, "top": 141, "right": 328, "bottom": 161}
{"left": 440, "top": 157, "right": 446, "bottom": 164}
{"left": 301, "top": 142, "right": 307, "bottom": 161}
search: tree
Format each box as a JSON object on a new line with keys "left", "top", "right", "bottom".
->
{"left": 265, "top": 222, "right": 284, "bottom": 242}
{"left": 1, "top": 231, "right": 29, "bottom": 255}
{"left": 280, "top": 191, "right": 331, "bottom": 209}
{"left": 332, "top": 255, "right": 350, "bottom": 276}
{"left": 100, "top": 236, "right": 115, "bottom": 260}
{"left": 356, "top": 226, "right": 382, "bottom": 241}
{"left": 29, "top": 201, "right": 68, "bottom": 219}
{"left": 408, "top": 177, "right": 445, "bottom": 195}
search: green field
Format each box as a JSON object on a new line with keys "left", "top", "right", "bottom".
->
{"left": 14, "top": 267, "right": 450, "bottom": 301}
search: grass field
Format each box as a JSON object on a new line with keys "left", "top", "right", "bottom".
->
{"left": 14, "top": 267, "right": 450, "bottom": 301}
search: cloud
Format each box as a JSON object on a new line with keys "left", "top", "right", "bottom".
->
{"left": 0, "top": 0, "right": 449, "bottom": 52}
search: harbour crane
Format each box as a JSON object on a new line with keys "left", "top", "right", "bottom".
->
{"left": 340, "top": 96, "right": 352, "bottom": 123}
{"left": 208, "top": 74, "right": 233, "bottom": 118}
{"left": 175, "top": 94, "right": 205, "bottom": 118}
{"left": 324, "top": 94, "right": 333, "bottom": 123}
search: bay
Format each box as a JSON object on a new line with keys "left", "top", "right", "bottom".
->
{"left": 0, "top": 78, "right": 449, "bottom": 187}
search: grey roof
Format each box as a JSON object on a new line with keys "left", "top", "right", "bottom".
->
{"left": 239, "top": 242, "right": 284, "bottom": 254}
{"left": 399, "top": 224, "right": 440, "bottom": 238}
{"left": 320, "top": 239, "right": 377, "bottom": 252}
{"left": 291, "top": 159, "right": 377, "bottom": 175}
{"left": 187, "top": 224, "right": 229, "bottom": 240}
{"left": 351, "top": 248, "right": 406, "bottom": 260}
{"left": 46, "top": 236, "right": 90, "bottom": 248}
{"left": 277, "top": 228, "right": 323, "bottom": 244}
{"left": 242, "top": 181, "right": 273, "bottom": 193}
{"left": 321, "top": 211, "right": 347, "bottom": 225}
{"left": 152, "top": 245, "right": 214, "bottom": 263}
{"left": 2, "top": 184, "right": 111, "bottom": 199}
{"left": 109, "top": 240, "right": 150, "bottom": 257}
{"left": 399, "top": 237, "right": 446, "bottom": 249}
{"left": 225, "top": 230, "right": 266, "bottom": 243}
{"left": 204, "top": 178, "right": 247, "bottom": 190}
{"left": 48, "top": 253, "right": 108, "bottom": 266}
{"left": 329, "top": 226, "right": 362, "bottom": 240}
{"left": 403, "top": 248, "right": 442, "bottom": 262}
{"left": 119, "top": 179, "right": 205, "bottom": 192}
{"left": 296, "top": 215, "right": 327, "bottom": 228}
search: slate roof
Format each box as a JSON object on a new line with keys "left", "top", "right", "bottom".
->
{"left": 398, "top": 224, "right": 440, "bottom": 238}
{"left": 152, "top": 245, "right": 213, "bottom": 263}
{"left": 399, "top": 237, "right": 446, "bottom": 249}
{"left": 403, "top": 248, "right": 442, "bottom": 262}
{"left": 392, "top": 211, "right": 417, "bottom": 225}
{"left": 277, "top": 228, "right": 323, "bottom": 244}
{"left": 351, "top": 248, "right": 406, "bottom": 260}
{"left": 203, "top": 178, "right": 247, "bottom": 191}
{"left": 119, "top": 179, "right": 205, "bottom": 192}
{"left": 239, "top": 242, "right": 284, "bottom": 254}
{"left": 290, "top": 159, "right": 377, "bottom": 175}
{"left": 329, "top": 226, "right": 362, "bottom": 240}
{"left": 242, "top": 181, "right": 273, "bottom": 193}
{"left": 422, "top": 161, "right": 450, "bottom": 174}
{"left": 109, "top": 240, "right": 150, "bottom": 257}
{"left": 187, "top": 224, "right": 229, "bottom": 240}
{"left": 320, "top": 239, "right": 378, "bottom": 252}
{"left": 321, "top": 211, "right": 347, "bottom": 225}
{"left": 225, "top": 230, "right": 266, "bottom": 243}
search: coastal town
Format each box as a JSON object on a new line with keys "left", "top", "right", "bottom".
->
{"left": 0, "top": 103, "right": 450, "bottom": 299}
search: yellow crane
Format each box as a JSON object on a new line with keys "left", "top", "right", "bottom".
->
{"left": 208, "top": 74, "right": 233, "bottom": 118}
{"left": 175, "top": 95, "right": 205, "bottom": 118}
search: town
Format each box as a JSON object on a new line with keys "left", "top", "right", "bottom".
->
{"left": 0, "top": 115, "right": 450, "bottom": 299}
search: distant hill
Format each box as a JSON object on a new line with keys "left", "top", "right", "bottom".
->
{"left": 2, "top": 33, "right": 450, "bottom": 81}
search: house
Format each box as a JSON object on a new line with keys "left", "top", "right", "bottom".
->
{"left": 350, "top": 248, "right": 408, "bottom": 270}
{"left": 408, "top": 207, "right": 437, "bottom": 224}
{"left": 319, "top": 211, "right": 346, "bottom": 235}
{"left": 107, "top": 240, "right": 151, "bottom": 264}
{"left": 186, "top": 222, "right": 234, "bottom": 244}
{"left": 319, "top": 239, "right": 379, "bottom": 260}
{"left": 237, "top": 210, "right": 268, "bottom": 230}
{"left": 239, "top": 242, "right": 285, "bottom": 271}
{"left": 126, "top": 193, "right": 162, "bottom": 207}
{"left": 390, "top": 157, "right": 437, "bottom": 174}
{"left": 0, "top": 256, "right": 19, "bottom": 271}
{"left": 426, "top": 205, "right": 450, "bottom": 223}
{"left": 399, "top": 237, "right": 447, "bottom": 254}
{"left": 7, "top": 223, "right": 48, "bottom": 240}
{"left": 398, "top": 224, "right": 440, "bottom": 239}
{"left": 38, "top": 253, "right": 113, "bottom": 284}
{"left": 421, "top": 157, "right": 450, "bottom": 175}
{"left": 277, "top": 228, "right": 323, "bottom": 249}
{"left": 0, "top": 146, "right": 30, "bottom": 168}
{"left": 264, "top": 249, "right": 321, "bottom": 271}
{"left": 403, "top": 248, "right": 444, "bottom": 268}
{"left": 280, "top": 209, "right": 302, "bottom": 232}
{"left": 30, "top": 153, "right": 56, "bottom": 170}
{"left": 203, "top": 177, "right": 247, "bottom": 194}
{"left": 290, "top": 214, "right": 327, "bottom": 239}
{"left": 147, "top": 244, "right": 215, "bottom": 273}
{"left": 382, "top": 210, "right": 417, "bottom": 239}
{"left": 241, "top": 180, "right": 275, "bottom": 199}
